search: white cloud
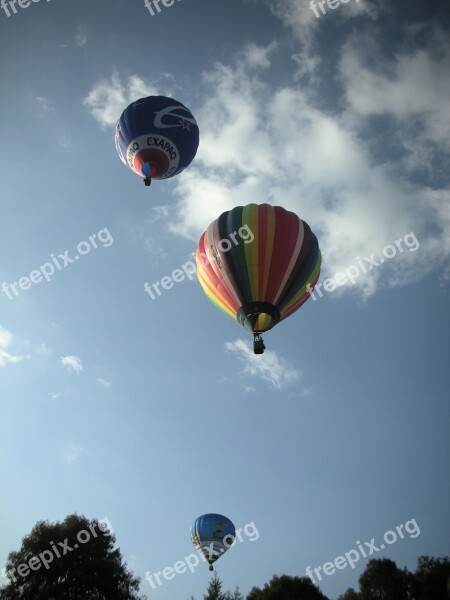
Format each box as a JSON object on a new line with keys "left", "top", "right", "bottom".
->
{"left": 267, "top": 0, "right": 381, "bottom": 43}
{"left": 59, "top": 355, "right": 83, "bottom": 375}
{"left": 265, "top": 0, "right": 379, "bottom": 80}
{"left": 0, "top": 326, "right": 28, "bottom": 367}
{"left": 291, "top": 50, "right": 322, "bottom": 81}
{"left": 98, "top": 377, "right": 112, "bottom": 389}
{"left": 146, "top": 205, "right": 170, "bottom": 224}
{"left": 225, "top": 338, "right": 300, "bottom": 390}
{"left": 166, "top": 35, "right": 450, "bottom": 298}
{"left": 49, "top": 389, "right": 70, "bottom": 401}
{"left": 439, "top": 263, "right": 450, "bottom": 289}
{"left": 75, "top": 26, "right": 87, "bottom": 47}
{"left": 35, "top": 96, "right": 51, "bottom": 115}
{"left": 83, "top": 17, "right": 450, "bottom": 301}
{"left": 266, "top": 0, "right": 319, "bottom": 49}
{"left": 340, "top": 35, "right": 450, "bottom": 154}
{"left": 195, "top": 62, "right": 274, "bottom": 177}
{"left": 57, "top": 135, "right": 71, "bottom": 150}
{"left": 66, "top": 444, "right": 83, "bottom": 463}
{"left": 242, "top": 41, "right": 278, "bottom": 69}
{"left": 83, "top": 73, "right": 160, "bottom": 129}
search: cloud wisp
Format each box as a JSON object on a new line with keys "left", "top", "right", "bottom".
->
{"left": 83, "top": 73, "right": 160, "bottom": 129}
{"left": 225, "top": 338, "right": 301, "bottom": 391}
{"left": 0, "top": 326, "right": 29, "bottom": 367}
{"left": 59, "top": 355, "right": 83, "bottom": 376}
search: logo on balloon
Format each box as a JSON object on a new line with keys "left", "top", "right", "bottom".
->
{"left": 125, "top": 134, "right": 180, "bottom": 178}
{"left": 153, "top": 105, "right": 198, "bottom": 131}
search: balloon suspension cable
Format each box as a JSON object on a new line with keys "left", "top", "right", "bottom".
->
{"left": 253, "top": 333, "right": 266, "bottom": 355}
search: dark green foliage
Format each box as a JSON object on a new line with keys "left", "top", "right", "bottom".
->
{"left": 224, "top": 587, "right": 244, "bottom": 600}
{"left": 246, "top": 574, "right": 330, "bottom": 600}
{"left": 410, "top": 555, "right": 450, "bottom": 600}
{"left": 203, "top": 572, "right": 226, "bottom": 600}
{"left": 337, "top": 590, "right": 361, "bottom": 600}
{"left": 347, "top": 555, "right": 450, "bottom": 600}
{"left": 193, "top": 556, "right": 449, "bottom": 600}
{"left": 358, "top": 558, "right": 410, "bottom": 600}
{"left": 0, "top": 514, "right": 145, "bottom": 600}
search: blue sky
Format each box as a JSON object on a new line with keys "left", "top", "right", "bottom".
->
{"left": 0, "top": 0, "right": 449, "bottom": 598}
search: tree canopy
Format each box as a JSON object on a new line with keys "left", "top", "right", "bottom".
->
{"left": 337, "top": 555, "right": 450, "bottom": 600}
{"left": 410, "top": 555, "right": 450, "bottom": 600}
{"left": 247, "top": 574, "right": 330, "bottom": 600}
{"left": 2, "top": 516, "right": 448, "bottom": 600}
{"left": 203, "top": 573, "right": 225, "bottom": 600}
{"left": 202, "top": 573, "right": 244, "bottom": 600}
{"left": 0, "top": 514, "right": 145, "bottom": 600}
{"left": 337, "top": 589, "right": 360, "bottom": 600}
{"left": 358, "top": 558, "right": 410, "bottom": 600}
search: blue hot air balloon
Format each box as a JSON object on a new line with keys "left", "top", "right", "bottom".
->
{"left": 191, "top": 514, "right": 236, "bottom": 571}
{"left": 115, "top": 96, "right": 199, "bottom": 186}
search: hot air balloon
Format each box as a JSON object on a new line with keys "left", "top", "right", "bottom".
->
{"left": 195, "top": 203, "right": 321, "bottom": 354}
{"left": 115, "top": 96, "right": 199, "bottom": 186}
{"left": 191, "top": 513, "right": 236, "bottom": 571}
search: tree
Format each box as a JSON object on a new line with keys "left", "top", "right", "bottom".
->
{"left": 224, "top": 588, "right": 244, "bottom": 600}
{"left": 0, "top": 514, "right": 146, "bottom": 600}
{"left": 204, "top": 573, "right": 226, "bottom": 600}
{"left": 358, "top": 558, "right": 410, "bottom": 600}
{"left": 246, "top": 574, "right": 330, "bottom": 599}
{"left": 338, "top": 590, "right": 361, "bottom": 600}
{"left": 410, "top": 555, "right": 450, "bottom": 600}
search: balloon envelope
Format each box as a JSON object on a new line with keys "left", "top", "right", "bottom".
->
{"left": 191, "top": 513, "right": 236, "bottom": 570}
{"left": 195, "top": 203, "right": 321, "bottom": 335}
{"left": 115, "top": 95, "right": 199, "bottom": 182}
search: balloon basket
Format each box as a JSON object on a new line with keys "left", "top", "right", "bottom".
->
{"left": 253, "top": 334, "right": 265, "bottom": 354}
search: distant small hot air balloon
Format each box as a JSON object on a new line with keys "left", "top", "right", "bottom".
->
{"left": 191, "top": 513, "right": 236, "bottom": 571}
{"left": 115, "top": 95, "right": 199, "bottom": 186}
{"left": 195, "top": 203, "right": 321, "bottom": 354}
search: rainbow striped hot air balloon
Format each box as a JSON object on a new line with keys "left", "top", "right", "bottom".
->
{"left": 195, "top": 203, "right": 321, "bottom": 353}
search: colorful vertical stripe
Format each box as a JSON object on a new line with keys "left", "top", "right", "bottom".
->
{"left": 195, "top": 203, "right": 321, "bottom": 333}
